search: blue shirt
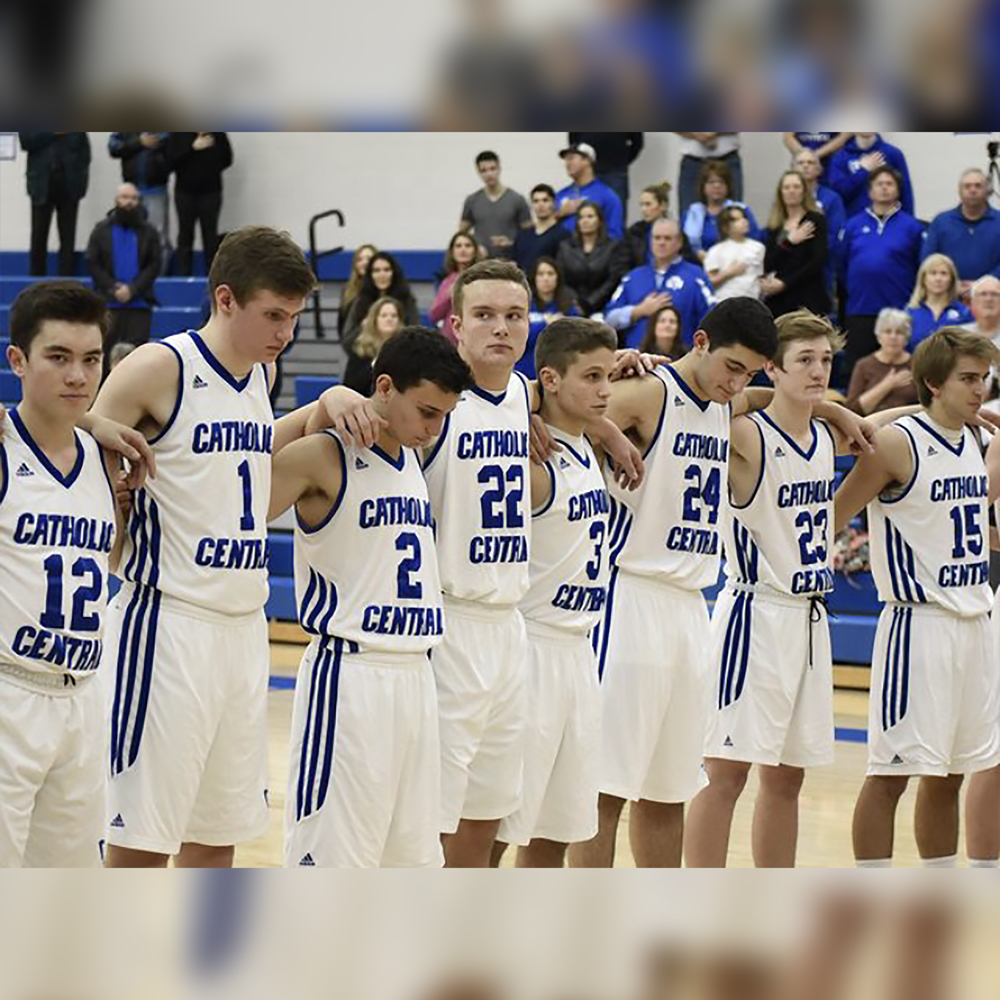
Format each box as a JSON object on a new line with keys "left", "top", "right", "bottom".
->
{"left": 605, "top": 259, "right": 715, "bottom": 349}
{"left": 110, "top": 224, "right": 149, "bottom": 309}
{"left": 838, "top": 207, "right": 925, "bottom": 315}
{"left": 556, "top": 178, "right": 625, "bottom": 240}
{"left": 682, "top": 200, "right": 761, "bottom": 255}
{"left": 907, "top": 301, "right": 974, "bottom": 347}
{"left": 516, "top": 299, "right": 583, "bottom": 379}
{"left": 814, "top": 184, "right": 846, "bottom": 290}
{"left": 828, "top": 136, "right": 915, "bottom": 218}
{"left": 921, "top": 205, "right": 1000, "bottom": 281}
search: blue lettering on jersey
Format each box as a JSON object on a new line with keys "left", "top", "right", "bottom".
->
{"left": 12, "top": 625, "right": 103, "bottom": 671}
{"left": 457, "top": 430, "right": 529, "bottom": 460}
{"left": 552, "top": 584, "right": 607, "bottom": 613}
{"left": 791, "top": 568, "right": 835, "bottom": 595}
{"left": 469, "top": 535, "right": 529, "bottom": 564}
{"left": 666, "top": 526, "right": 719, "bottom": 554}
{"left": 194, "top": 537, "right": 271, "bottom": 570}
{"left": 361, "top": 605, "right": 444, "bottom": 636}
{"left": 567, "top": 488, "right": 610, "bottom": 522}
{"left": 358, "top": 497, "right": 434, "bottom": 529}
{"left": 192, "top": 421, "right": 274, "bottom": 455}
{"left": 777, "top": 479, "right": 835, "bottom": 508}
{"left": 13, "top": 513, "right": 114, "bottom": 554}
{"left": 672, "top": 433, "right": 728, "bottom": 462}
{"left": 930, "top": 475, "right": 988, "bottom": 502}
{"left": 939, "top": 562, "right": 989, "bottom": 587}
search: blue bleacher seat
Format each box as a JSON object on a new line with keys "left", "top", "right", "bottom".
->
{"left": 0, "top": 337, "right": 9, "bottom": 369}
{"left": 0, "top": 370, "right": 22, "bottom": 404}
{"left": 268, "top": 531, "right": 294, "bottom": 578}
{"left": 295, "top": 376, "right": 342, "bottom": 409}
{"left": 265, "top": 577, "right": 298, "bottom": 622}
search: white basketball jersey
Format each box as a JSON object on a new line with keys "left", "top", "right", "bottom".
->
{"left": 423, "top": 373, "right": 532, "bottom": 605}
{"left": 724, "top": 412, "right": 836, "bottom": 597}
{"left": 0, "top": 410, "right": 116, "bottom": 677}
{"left": 294, "top": 433, "right": 444, "bottom": 654}
{"left": 119, "top": 332, "right": 273, "bottom": 616}
{"left": 608, "top": 365, "right": 730, "bottom": 591}
{"left": 519, "top": 430, "right": 610, "bottom": 634}
{"left": 869, "top": 415, "right": 991, "bottom": 616}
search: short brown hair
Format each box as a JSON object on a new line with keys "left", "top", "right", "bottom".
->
{"left": 208, "top": 225, "right": 316, "bottom": 309}
{"left": 717, "top": 205, "right": 748, "bottom": 240}
{"left": 450, "top": 258, "right": 530, "bottom": 318}
{"left": 698, "top": 159, "right": 733, "bottom": 202}
{"left": 773, "top": 309, "right": 845, "bottom": 368}
{"left": 535, "top": 317, "right": 617, "bottom": 376}
{"left": 9, "top": 280, "right": 108, "bottom": 357}
{"left": 911, "top": 327, "right": 1000, "bottom": 407}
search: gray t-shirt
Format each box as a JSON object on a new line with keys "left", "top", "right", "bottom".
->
{"left": 461, "top": 188, "right": 531, "bottom": 259}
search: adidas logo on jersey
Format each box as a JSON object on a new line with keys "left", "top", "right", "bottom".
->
{"left": 110, "top": 813, "right": 125, "bottom": 829}
{"left": 890, "top": 754, "right": 905, "bottom": 765}
{"left": 299, "top": 853, "right": 316, "bottom": 866}
{"left": 192, "top": 374, "right": 209, "bottom": 389}
{"left": 673, "top": 396, "right": 685, "bottom": 408}
{"left": 723, "top": 735, "right": 734, "bottom": 748}
{"left": 927, "top": 445, "right": 938, "bottom": 456}
{"left": 355, "top": 457, "right": 369, "bottom": 470}
{"left": 559, "top": 457, "right": 571, "bottom": 469}
{"left": 774, "top": 447, "right": 786, "bottom": 458}
{"left": 15, "top": 462, "right": 34, "bottom": 477}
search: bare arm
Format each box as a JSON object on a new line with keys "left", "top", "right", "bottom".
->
{"left": 529, "top": 460, "right": 554, "bottom": 511}
{"left": 815, "top": 132, "right": 853, "bottom": 160}
{"left": 782, "top": 132, "right": 804, "bottom": 155}
{"left": 268, "top": 433, "right": 342, "bottom": 523}
{"left": 986, "top": 429, "right": 1000, "bottom": 506}
{"left": 730, "top": 387, "right": 774, "bottom": 418}
{"left": 833, "top": 426, "right": 912, "bottom": 534}
{"left": 103, "top": 449, "right": 128, "bottom": 574}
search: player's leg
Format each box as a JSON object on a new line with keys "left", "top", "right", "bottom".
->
{"left": 630, "top": 799, "right": 684, "bottom": 868}
{"left": 442, "top": 819, "right": 502, "bottom": 868}
{"left": 753, "top": 764, "right": 805, "bottom": 868}
{"left": 568, "top": 793, "right": 626, "bottom": 867}
{"left": 517, "top": 838, "right": 568, "bottom": 868}
{"left": 914, "top": 774, "right": 963, "bottom": 863}
{"left": 852, "top": 775, "right": 909, "bottom": 864}
{"left": 685, "top": 758, "right": 752, "bottom": 868}
{"left": 175, "top": 843, "right": 236, "bottom": 868}
{"left": 965, "top": 765, "right": 1000, "bottom": 864}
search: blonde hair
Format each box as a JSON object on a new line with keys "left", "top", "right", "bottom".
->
{"left": 773, "top": 309, "right": 845, "bottom": 367}
{"left": 342, "top": 244, "right": 377, "bottom": 313}
{"left": 912, "top": 326, "right": 1000, "bottom": 407}
{"left": 767, "top": 170, "right": 819, "bottom": 231}
{"left": 353, "top": 296, "right": 403, "bottom": 360}
{"left": 908, "top": 253, "right": 961, "bottom": 308}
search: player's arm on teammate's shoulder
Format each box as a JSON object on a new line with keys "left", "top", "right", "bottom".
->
{"left": 812, "top": 399, "right": 876, "bottom": 456}
{"left": 268, "top": 432, "right": 343, "bottom": 523}
{"left": 289, "top": 384, "right": 387, "bottom": 450}
{"left": 727, "top": 413, "right": 763, "bottom": 474}
{"left": 833, "top": 425, "right": 912, "bottom": 534}
{"left": 730, "top": 387, "right": 773, "bottom": 416}
{"left": 985, "top": 427, "right": 1000, "bottom": 506}
{"left": 528, "top": 459, "right": 554, "bottom": 512}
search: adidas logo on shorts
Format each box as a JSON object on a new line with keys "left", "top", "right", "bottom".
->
{"left": 192, "top": 374, "right": 209, "bottom": 389}
{"left": 927, "top": 446, "right": 938, "bottom": 456}
{"left": 299, "top": 853, "right": 316, "bottom": 866}
{"left": 723, "top": 735, "right": 734, "bottom": 748}
{"left": 775, "top": 447, "right": 786, "bottom": 458}
{"left": 890, "top": 754, "right": 905, "bottom": 765}
{"left": 110, "top": 813, "right": 125, "bottom": 829}
{"left": 15, "top": 462, "right": 34, "bottom": 477}
{"left": 355, "top": 457, "right": 369, "bottom": 470}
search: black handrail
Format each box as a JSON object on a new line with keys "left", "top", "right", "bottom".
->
{"left": 308, "top": 209, "right": 346, "bottom": 339}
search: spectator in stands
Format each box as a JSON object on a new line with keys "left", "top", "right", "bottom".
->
{"left": 761, "top": 170, "right": 829, "bottom": 318}
{"left": 556, "top": 142, "right": 624, "bottom": 240}
{"left": 827, "top": 132, "right": 914, "bottom": 218}
{"left": 108, "top": 133, "right": 171, "bottom": 270}
{"left": 516, "top": 257, "right": 581, "bottom": 379}
{"left": 555, "top": 200, "right": 620, "bottom": 317}
{"left": 567, "top": 132, "right": 644, "bottom": 221}
{"left": 921, "top": 168, "right": 1000, "bottom": 296}
{"left": 514, "top": 184, "right": 569, "bottom": 273}
{"left": 845, "top": 308, "right": 918, "bottom": 414}
{"left": 337, "top": 244, "right": 377, "bottom": 340}
{"left": 963, "top": 275, "right": 1000, "bottom": 347}
{"left": 19, "top": 132, "right": 91, "bottom": 276}
{"left": 638, "top": 304, "right": 685, "bottom": 358}
{"left": 838, "top": 166, "right": 925, "bottom": 369}
{"left": 907, "top": 253, "right": 973, "bottom": 347}
{"left": 459, "top": 150, "right": 531, "bottom": 260}
{"left": 167, "top": 132, "right": 233, "bottom": 276}
{"left": 109, "top": 342, "right": 136, "bottom": 371}
{"left": 86, "top": 182, "right": 161, "bottom": 365}
{"left": 430, "top": 232, "right": 478, "bottom": 344}
{"left": 343, "top": 297, "right": 404, "bottom": 395}
{"left": 673, "top": 132, "right": 743, "bottom": 219}
{"left": 704, "top": 205, "right": 765, "bottom": 301}
{"left": 681, "top": 159, "right": 761, "bottom": 261}
{"left": 792, "top": 147, "right": 846, "bottom": 291}
{"left": 611, "top": 181, "right": 670, "bottom": 282}
{"left": 606, "top": 217, "right": 714, "bottom": 349}
{"left": 341, "top": 251, "right": 420, "bottom": 352}
{"left": 782, "top": 132, "right": 852, "bottom": 181}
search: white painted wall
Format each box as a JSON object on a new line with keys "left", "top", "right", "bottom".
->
{"left": 1, "top": 131, "right": 995, "bottom": 256}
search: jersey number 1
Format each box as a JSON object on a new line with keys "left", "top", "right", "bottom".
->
{"left": 237, "top": 460, "right": 255, "bottom": 531}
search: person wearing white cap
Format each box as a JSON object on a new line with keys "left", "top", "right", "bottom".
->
{"left": 556, "top": 143, "right": 625, "bottom": 242}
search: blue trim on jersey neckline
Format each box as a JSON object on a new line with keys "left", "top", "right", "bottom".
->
{"left": 552, "top": 435, "right": 591, "bottom": 468}
{"left": 370, "top": 442, "right": 406, "bottom": 471}
{"left": 10, "top": 407, "right": 85, "bottom": 489}
{"left": 665, "top": 364, "right": 710, "bottom": 412}
{"left": 758, "top": 410, "right": 818, "bottom": 460}
{"left": 910, "top": 415, "right": 965, "bottom": 456}
{"left": 189, "top": 331, "right": 255, "bottom": 393}
{"left": 469, "top": 383, "right": 509, "bottom": 405}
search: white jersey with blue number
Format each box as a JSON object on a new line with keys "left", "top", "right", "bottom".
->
{"left": 119, "top": 331, "right": 273, "bottom": 617}
{"left": 608, "top": 365, "right": 730, "bottom": 591}
{"left": 423, "top": 373, "right": 532, "bottom": 606}
{"left": 724, "top": 412, "right": 836, "bottom": 598}
{"left": 868, "top": 414, "right": 991, "bottom": 617}
{"left": 294, "top": 433, "right": 444, "bottom": 654}
{"left": 519, "top": 430, "right": 610, "bottom": 634}
{"left": 0, "top": 410, "right": 116, "bottom": 677}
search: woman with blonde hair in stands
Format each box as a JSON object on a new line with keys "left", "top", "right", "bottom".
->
{"left": 430, "top": 231, "right": 479, "bottom": 344}
{"left": 337, "top": 243, "right": 376, "bottom": 339}
{"left": 906, "top": 252, "right": 972, "bottom": 347}
{"left": 343, "top": 296, "right": 405, "bottom": 395}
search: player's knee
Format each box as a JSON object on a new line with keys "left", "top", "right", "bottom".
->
{"left": 760, "top": 765, "right": 804, "bottom": 799}
{"left": 867, "top": 775, "right": 910, "bottom": 802}
{"left": 706, "top": 760, "right": 751, "bottom": 799}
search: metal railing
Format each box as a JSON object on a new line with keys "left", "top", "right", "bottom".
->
{"left": 308, "top": 209, "right": 346, "bottom": 339}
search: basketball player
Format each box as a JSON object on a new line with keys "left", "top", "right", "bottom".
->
{"left": 92, "top": 226, "right": 321, "bottom": 868}
{"left": 269, "top": 329, "right": 473, "bottom": 867}
{"left": 494, "top": 318, "right": 617, "bottom": 867}
{"left": 0, "top": 280, "right": 124, "bottom": 867}
{"left": 834, "top": 327, "right": 1000, "bottom": 866}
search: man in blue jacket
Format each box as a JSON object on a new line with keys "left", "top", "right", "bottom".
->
{"left": 556, "top": 143, "right": 625, "bottom": 241}
{"left": 828, "top": 133, "right": 914, "bottom": 219}
{"left": 922, "top": 168, "right": 1000, "bottom": 296}
{"left": 838, "top": 166, "right": 925, "bottom": 369}
{"left": 606, "top": 218, "right": 715, "bottom": 349}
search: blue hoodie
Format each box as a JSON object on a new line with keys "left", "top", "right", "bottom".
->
{"left": 921, "top": 205, "right": 1000, "bottom": 281}
{"left": 828, "top": 135, "right": 914, "bottom": 218}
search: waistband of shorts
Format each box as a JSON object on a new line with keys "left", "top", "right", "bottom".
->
{"left": 725, "top": 581, "right": 824, "bottom": 611}
{"left": 307, "top": 637, "right": 431, "bottom": 671}
{"left": 0, "top": 659, "right": 94, "bottom": 695}
{"left": 523, "top": 619, "right": 594, "bottom": 645}
{"left": 116, "top": 582, "right": 266, "bottom": 627}
{"left": 442, "top": 594, "right": 521, "bottom": 623}
{"left": 617, "top": 570, "right": 706, "bottom": 602}
{"left": 883, "top": 601, "right": 988, "bottom": 620}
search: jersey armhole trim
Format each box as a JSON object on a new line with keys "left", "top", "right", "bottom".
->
{"left": 532, "top": 461, "right": 557, "bottom": 518}
{"left": 0, "top": 440, "right": 8, "bottom": 507}
{"left": 147, "top": 340, "right": 184, "bottom": 446}
{"left": 879, "top": 423, "right": 920, "bottom": 505}
{"left": 730, "top": 415, "right": 765, "bottom": 511}
{"left": 296, "top": 432, "right": 348, "bottom": 535}
{"left": 641, "top": 371, "right": 669, "bottom": 459}
{"left": 96, "top": 441, "right": 118, "bottom": 514}
{"left": 422, "top": 411, "right": 451, "bottom": 471}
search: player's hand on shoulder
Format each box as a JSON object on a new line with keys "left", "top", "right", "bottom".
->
{"left": 604, "top": 429, "right": 644, "bottom": 490}
{"left": 89, "top": 416, "right": 157, "bottom": 486}
{"left": 315, "top": 386, "right": 387, "bottom": 448}
{"left": 611, "top": 349, "right": 666, "bottom": 381}
{"left": 822, "top": 404, "right": 876, "bottom": 456}
{"left": 971, "top": 407, "right": 1000, "bottom": 435}
{"left": 529, "top": 413, "right": 562, "bottom": 465}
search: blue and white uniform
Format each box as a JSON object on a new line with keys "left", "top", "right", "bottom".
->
{"left": 707, "top": 413, "right": 836, "bottom": 767}
{"left": 423, "top": 372, "right": 532, "bottom": 831}
{"left": 866, "top": 414, "right": 999, "bottom": 776}
{"left": 106, "top": 331, "right": 273, "bottom": 855}
{"left": 285, "top": 433, "right": 444, "bottom": 867}
{"left": 596, "top": 364, "right": 729, "bottom": 804}
{"left": 0, "top": 409, "right": 116, "bottom": 866}
{"left": 500, "top": 429, "right": 609, "bottom": 847}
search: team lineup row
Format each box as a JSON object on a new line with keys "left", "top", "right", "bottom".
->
{"left": 1, "top": 224, "right": 999, "bottom": 868}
